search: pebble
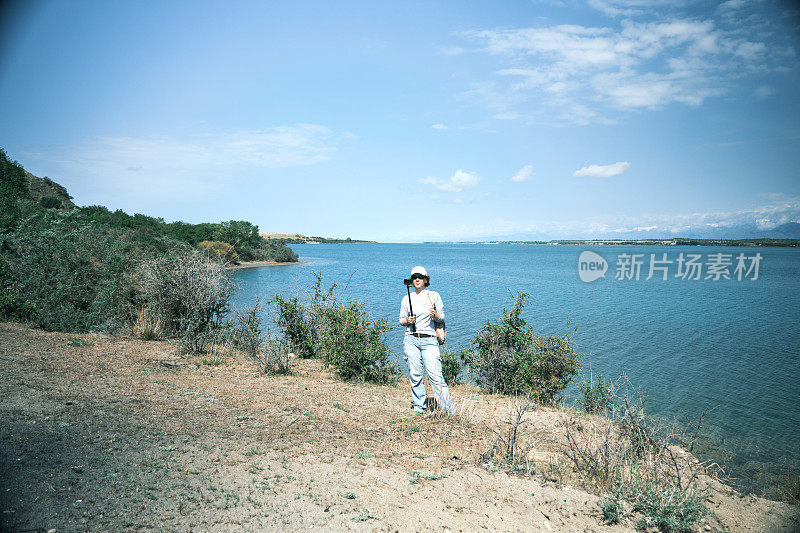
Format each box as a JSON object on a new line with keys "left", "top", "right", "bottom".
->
{"left": 47, "top": 529, "right": 56, "bottom": 533}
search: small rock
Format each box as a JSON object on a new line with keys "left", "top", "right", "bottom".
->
{"left": 47, "top": 529, "right": 56, "bottom": 533}
{"left": 704, "top": 525, "right": 712, "bottom": 531}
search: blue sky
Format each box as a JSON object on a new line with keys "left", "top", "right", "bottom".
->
{"left": 1, "top": 0, "right": 798, "bottom": 241}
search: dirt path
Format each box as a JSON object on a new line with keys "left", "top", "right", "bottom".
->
{"left": 1, "top": 322, "right": 797, "bottom": 532}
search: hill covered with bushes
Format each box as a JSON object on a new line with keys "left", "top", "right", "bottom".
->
{"left": 0, "top": 148, "right": 297, "bottom": 333}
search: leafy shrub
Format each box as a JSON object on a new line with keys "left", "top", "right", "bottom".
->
{"left": 135, "top": 249, "right": 233, "bottom": 351}
{"left": 6, "top": 210, "right": 142, "bottom": 331}
{"left": 272, "top": 294, "right": 315, "bottom": 358}
{"left": 440, "top": 346, "right": 468, "bottom": 385}
{"left": 1, "top": 148, "right": 28, "bottom": 230}
{"left": 272, "top": 274, "right": 397, "bottom": 383}
{"left": 464, "top": 292, "right": 582, "bottom": 403}
{"left": 0, "top": 258, "right": 37, "bottom": 322}
{"left": 78, "top": 206, "right": 297, "bottom": 263}
{"left": 316, "top": 300, "right": 398, "bottom": 383}
{"left": 39, "top": 196, "right": 61, "bottom": 209}
{"left": 580, "top": 373, "right": 614, "bottom": 414}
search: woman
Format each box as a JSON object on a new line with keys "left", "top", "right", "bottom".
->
{"left": 399, "top": 266, "right": 454, "bottom": 414}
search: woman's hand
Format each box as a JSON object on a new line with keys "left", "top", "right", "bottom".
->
{"left": 428, "top": 308, "right": 438, "bottom": 320}
{"left": 407, "top": 315, "right": 416, "bottom": 325}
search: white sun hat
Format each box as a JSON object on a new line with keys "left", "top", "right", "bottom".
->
{"left": 410, "top": 266, "right": 428, "bottom": 277}
{"left": 410, "top": 266, "right": 430, "bottom": 286}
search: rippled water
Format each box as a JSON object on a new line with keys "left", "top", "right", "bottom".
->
{"left": 230, "top": 243, "right": 800, "bottom": 494}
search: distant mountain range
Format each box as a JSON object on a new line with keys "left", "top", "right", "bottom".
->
{"left": 491, "top": 222, "right": 800, "bottom": 242}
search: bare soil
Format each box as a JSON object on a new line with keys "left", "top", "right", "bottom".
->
{"left": 1, "top": 322, "right": 797, "bottom": 532}
{"left": 225, "top": 260, "right": 305, "bottom": 271}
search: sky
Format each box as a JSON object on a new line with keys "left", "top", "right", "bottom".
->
{"left": 1, "top": 0, "right": 799, "bottom": 242}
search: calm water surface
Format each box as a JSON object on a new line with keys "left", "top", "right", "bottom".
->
{"left": 231, "top": 243, "right": 800, "bottom": 494}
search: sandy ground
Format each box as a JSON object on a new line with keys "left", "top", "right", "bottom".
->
{"left": 225, "top": 260, "right": 305, "bottom": 270}
{"left": 1, "top": 322, "right": 798, "bottom": 532}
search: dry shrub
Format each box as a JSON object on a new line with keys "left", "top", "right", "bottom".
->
{"left": 229, "top": 302, "right": 265, "bottom": 357}
{"left": 259, "top": 336, "right": 292, "bottom": 375}
{"left": 135, "top": 248, "right": 233, "bottom": 352}
{"left": 559, "top": 385, "right": 711, "bottom": 530}
{"left": 132, "top": 307, "right": 165, "bottom": 340}
{"left": 481, "top": 399, "right": 542, "bottom": 473}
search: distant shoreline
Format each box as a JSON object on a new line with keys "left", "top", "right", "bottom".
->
{"left": 226, "top": 260, "right": 305, "bottom": 270}
{"left": 423, "top": 238, "right": 800, "bottom": 247}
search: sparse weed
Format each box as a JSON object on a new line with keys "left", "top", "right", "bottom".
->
{"left": 258, "top": 335, "right": 292, "bottom": 375}
{"left": 482, "top": 399, "right": 540, "bottom": 470}
{"left": 579, "top": 371, "right": 614, "bottom": 415}
{"left": 562, "top": 382, "right": 710, "bottom": 531}
{"left": 352, "top": 508, "right": 375, "bottom": 522}
{"left": 229, "top": 301, "right": 265, "bottom": 357}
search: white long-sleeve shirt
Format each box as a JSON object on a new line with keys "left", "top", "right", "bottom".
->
{"left": 399, "top": 289, "right": 444, "bottom": 335}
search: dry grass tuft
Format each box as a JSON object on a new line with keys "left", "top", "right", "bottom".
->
{"left": 132, "top": 307, "right": 165, "bottom": 341}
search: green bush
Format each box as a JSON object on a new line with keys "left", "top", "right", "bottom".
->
{"left": 580, "top": 373, "right": 614, "bottom": 414}
{"left": 273, "top": 274, "right": 397, "bottom": 383}
{"left": 0, "top": 148, "right": 28, "bottom": 230}
{"left": 440, "top": 346, "right": 468, "bottom": 385}
{"left": 39, "top": 196, "right": 61, "bottom": 209}
{"left": 464, "top": 291, "right": 582, "bottom": 403}
{"left": 6, "top": 210, "right": 143, "bottom": 331}
{"left": 272, "top": 294, "right": 315, "bottom": 358}
{"left": 316, "top": 300, "right": 398, "bottom": 383}
{"left": 0, "top": 258, "right": 37, "bottom": 322}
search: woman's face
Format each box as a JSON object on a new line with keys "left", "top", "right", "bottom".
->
{"left": 411, "top": 274, "right": 426, "bottom": 289}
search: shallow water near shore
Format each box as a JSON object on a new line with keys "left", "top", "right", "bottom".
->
{"left": 230, "top": 243, "right": 800, "bottom": 496}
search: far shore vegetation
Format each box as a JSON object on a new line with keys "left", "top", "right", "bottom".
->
{"left": 426, "top": 238, "right": 800, "bottom": 247}
{"left": 260, "top": 232, "right": 374, "bottom": 244}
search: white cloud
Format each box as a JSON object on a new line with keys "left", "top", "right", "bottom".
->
{"left": 573, "top": 161, "right": 630, "bottom": 177}
{"left": 588, "top": 0, "right": 687, "bottom": 18}
{"left": 418, "top": 169, "right": 481, "bottom": 192}
{"left": 431, "top": 123, "right": 448, "bottom": 130}
{"left": 55, "top": 125, "right": 335, "bottom": 201}
{"left": 511, "top": 165, "right": 535, "bottom": 182}
{"left": 755, "top": 85, "right": 775, "bottom": 99}
{"left": 459, "top": 5, "right": 789, "bottom": 124}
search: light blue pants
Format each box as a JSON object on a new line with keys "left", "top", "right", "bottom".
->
{"left": 403, "top": 335, "right": 454, "bottom": 414}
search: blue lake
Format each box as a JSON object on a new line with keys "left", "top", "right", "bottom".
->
{"left": 230, "top": 243, "right": 800, "bottom": 494}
